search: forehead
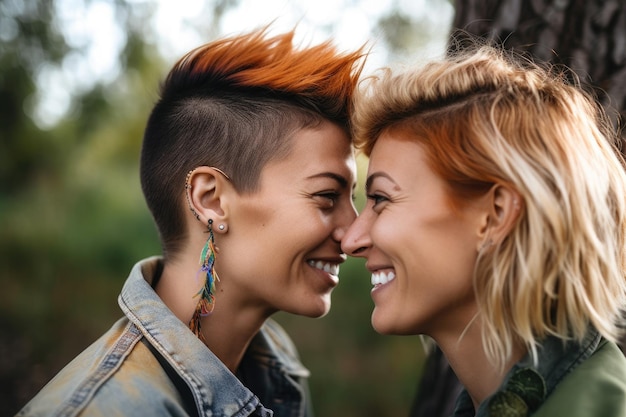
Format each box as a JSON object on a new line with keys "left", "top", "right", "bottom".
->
{"left": 263, "top": 121, "right": 355, "bottom": 180}
{"left": 368, "top": 130, "right": 426, "bottom": 172}
{"left": 365, "top": 131, "right": 456, "bottom": 201}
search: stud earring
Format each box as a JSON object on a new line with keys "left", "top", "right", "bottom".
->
{"left": 189, "top": 219, "right": 221, "bottom": 339}
{"left": 218, "top": 224, "right": 226, "bottom": 231}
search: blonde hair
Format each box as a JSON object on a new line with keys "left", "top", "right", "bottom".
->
{"left": 353, "top": 45, "right": 626, "bottom": 367}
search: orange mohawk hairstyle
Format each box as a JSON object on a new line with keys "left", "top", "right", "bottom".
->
{"left": 141, "top": 28, "right": 366, "bottom": 257}
{"left": 162, "top": 26, "right": 367, "bottom": 126}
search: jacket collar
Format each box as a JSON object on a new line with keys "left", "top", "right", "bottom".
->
{"left": 454, "top": 329, "right": 603, "bottom": 417}
{"left": 118, "top": 257, "right": 273, "bottom": 416}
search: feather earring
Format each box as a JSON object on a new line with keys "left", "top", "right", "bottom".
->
{"left": 189, "top": 219, "right": 220, "bottom": 339}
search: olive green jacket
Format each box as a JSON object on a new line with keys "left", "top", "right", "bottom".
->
{"left": 454, "top": 330, "right": 626, "bottom": 417}
{"left": 533, "top": 340, "right": 626, "bottom": 417}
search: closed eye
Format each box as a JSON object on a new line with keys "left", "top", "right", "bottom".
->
{"left": 366, "top": 193, "right": 389, "bottom": 209}
{"left": 314, "top": 191, "right": 340, "bottom": 208}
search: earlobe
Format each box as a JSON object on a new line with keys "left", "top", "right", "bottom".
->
{"left": 185, "top": 167, "right": 230, "bottom": 226}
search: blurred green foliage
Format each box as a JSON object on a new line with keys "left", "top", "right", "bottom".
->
{"left": 0, "top": 1, "right": 436, "bottom": 416}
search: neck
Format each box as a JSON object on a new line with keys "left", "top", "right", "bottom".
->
{"left": 434, "top": 318, "right": 526, "bottom": 411}
{"left": 155, "top": 251, "right": 270, "bottom": 373}
{"left": 199, "top": 306, "right": 268, "bottom": 372}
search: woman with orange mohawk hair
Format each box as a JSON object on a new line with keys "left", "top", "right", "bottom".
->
{"left": 19, "top": 27, "right": 366, "bottom": 417}
{"left": 343, "top": 44, "right": 626, "bottom": 416}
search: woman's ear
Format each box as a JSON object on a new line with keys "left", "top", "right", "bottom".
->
{"left": 477, "top": 184, "right": 522, "bottom": 249}
{"left": 185, "top": 166, "right": 230, "bottom": 228}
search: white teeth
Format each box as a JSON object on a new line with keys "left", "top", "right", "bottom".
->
{"left": 308, "top": 260, "right": 340, "bottom": 276}
{"left": 371, "top": 271, "right": 396, "bottom": 286}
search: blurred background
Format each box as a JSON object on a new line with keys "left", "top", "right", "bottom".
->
{"left": 0, "top": 1, "right": 453, "bottom": 415}
{"left": 3, "top": 0, "right": 625, "bottom": 416}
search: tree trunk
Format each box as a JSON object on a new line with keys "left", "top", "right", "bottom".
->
{"left": 451, "top": 0, "right": 626, "bottom": 147}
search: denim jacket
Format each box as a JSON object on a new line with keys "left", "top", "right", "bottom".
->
{"left": 453, "top": 329, "right": 626, "bottom": 417}
{"left": 18, "top": 257, "right": 313, "bottom": 417}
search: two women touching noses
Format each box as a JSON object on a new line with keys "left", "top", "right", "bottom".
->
{"left": 19, "top": 26, "right": 626, "bottom": 417}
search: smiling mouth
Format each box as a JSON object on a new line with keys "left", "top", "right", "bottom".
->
{"left": 307, "top": 260, "right": 340, "bottom": 276}
{"left": 371, "top": 270, "right": 396, "bottom": 286}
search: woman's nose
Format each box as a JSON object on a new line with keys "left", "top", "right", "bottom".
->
{"left": 332, "top": 197, "right": 358, "bottom": 243}
{"left": 341, "top": 212, "right": 371, "bottom": 257}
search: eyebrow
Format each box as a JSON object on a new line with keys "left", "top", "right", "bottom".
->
{"left": 365, "top": 172, "right": 398, "bottom": 193}
{"left": 306, "top": 172, "right": 349, "bottom": 188}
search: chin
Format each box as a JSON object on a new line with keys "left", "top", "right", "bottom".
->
{"left": 312, "top": 305, "right": 331, "bottom": 318}
{"left": 371, "top": 311, "right": 405, "bottom": 335}
{"left": 288, "top": 297, "right": 331, "bottom": 318}
{"left": 372, "top": 321, "right": 393, "bottom": 335}
{"left": 306, "top": 303, "right": 331, "bottom": 318}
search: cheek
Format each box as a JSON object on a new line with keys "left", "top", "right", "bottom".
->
{"left": 369, "top": 213, "right": 401, "bottom": 249}
{"left": 378, "top": 214, "right": 478, "bottom": 284}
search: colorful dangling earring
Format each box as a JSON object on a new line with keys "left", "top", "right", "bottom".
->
{"left": 189, "top": 219, "right": 221, "bottom": 339}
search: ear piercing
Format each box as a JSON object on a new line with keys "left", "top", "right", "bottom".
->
{"left": 185, "top": 169, "right": 201, "bottom": 221}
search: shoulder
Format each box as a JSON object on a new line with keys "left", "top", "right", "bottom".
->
{"left": 533, "top": 341, "right": 626, "bottom": 417}
{"left": 18, "top": 319, "right": 193, "bottom": 417}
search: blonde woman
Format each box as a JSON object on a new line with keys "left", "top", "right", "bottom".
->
{"left": 343, "top": 45, "right": 626, "bottom": 416}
